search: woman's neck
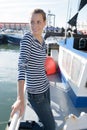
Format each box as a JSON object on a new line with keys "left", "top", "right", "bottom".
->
{"left": 34, "top": 35, "right": 43, "bottom": 44}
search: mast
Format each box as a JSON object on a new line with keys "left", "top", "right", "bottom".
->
{"left": 65, "top": 0, "right": 71, "bottom": 39}
{"left": 47, "top": 10, "right": 55, "bottom": 27}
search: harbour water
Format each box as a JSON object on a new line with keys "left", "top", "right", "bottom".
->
{"left": 0, "top": 44, "right": 19, "bottom": 130}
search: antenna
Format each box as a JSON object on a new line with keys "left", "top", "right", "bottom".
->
{"left": 65, "top": 0, "right": 71, "bottom": 42}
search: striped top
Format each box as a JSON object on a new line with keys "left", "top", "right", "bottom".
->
{"left": 18, "top": 32, "right": 50, "bottom": 94}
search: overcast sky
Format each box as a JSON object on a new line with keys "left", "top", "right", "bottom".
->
{"left": 0, "top": 0, "right": 87, "bottom": 27}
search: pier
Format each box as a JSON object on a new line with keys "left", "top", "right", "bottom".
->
{"left": 0, "top": 22, "right": 29, "bottom": 30}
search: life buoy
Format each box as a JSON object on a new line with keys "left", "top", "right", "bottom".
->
{"left": 44, "top": 56, "right": 57, "bottom": 75}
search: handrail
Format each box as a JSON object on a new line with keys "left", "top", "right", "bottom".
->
{"left": 9, "top": 111, "right": 21, "bottom": 130}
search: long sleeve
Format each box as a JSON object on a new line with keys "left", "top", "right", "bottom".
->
{"left": 18, "top": 33, "right": 33, "bottom": 80}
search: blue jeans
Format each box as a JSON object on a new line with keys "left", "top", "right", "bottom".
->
{"left": 27, "top": 88, "right": 56, "bottom": 130}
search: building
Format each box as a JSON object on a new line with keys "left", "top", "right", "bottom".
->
{"left": 0, "top": 22, "right": 30, "bottom": 30}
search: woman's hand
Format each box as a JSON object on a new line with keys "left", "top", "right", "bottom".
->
{"left": 10, "top": 99, "right": 25, "bottom": 118}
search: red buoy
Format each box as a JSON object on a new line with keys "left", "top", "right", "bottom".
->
{"left": 44, "top": 56, "right": 57, "bottom": 75}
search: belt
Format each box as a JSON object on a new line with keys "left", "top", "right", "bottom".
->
{"left": 27, "top": 89, "right": 49, "bottom": 99}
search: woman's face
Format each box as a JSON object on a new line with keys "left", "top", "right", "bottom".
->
{"left": 30, "top": 13, "right": 46, "bottom": 37}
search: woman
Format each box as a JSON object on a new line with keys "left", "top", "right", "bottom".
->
{"left": 11, "top": 8, "right": 56, "bottom": 130}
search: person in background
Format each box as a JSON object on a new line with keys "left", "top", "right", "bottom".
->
{"left": 11, "top": 8, "right": 56, "bottom": 130}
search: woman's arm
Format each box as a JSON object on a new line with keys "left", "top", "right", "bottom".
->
{"left": 11, "top": 80, "right": 25, "bottom": 117}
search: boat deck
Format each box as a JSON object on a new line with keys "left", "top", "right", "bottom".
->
{"left": 22, "top": 73, "right": 87, "bottom": 130}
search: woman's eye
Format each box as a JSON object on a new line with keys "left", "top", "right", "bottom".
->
{"left": 30, "top": 20, "right": 42, "bottom": 25}
{"left": 31, "top": 21, "right": 34, "bottom": 25}
{"left": 37, "top": 21, "right": 41, "bottom": 24}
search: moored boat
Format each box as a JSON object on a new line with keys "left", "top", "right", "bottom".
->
{"left": 0, "top": 34, "right": 7, "bottom": 44}
{"left": 6, "top": 34, "right": 23, "bottom": 45}
{"left": 0, "top": 34, "right": 4, "bottom": 44}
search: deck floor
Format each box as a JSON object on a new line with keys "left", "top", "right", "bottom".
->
{"left": 48, "top": 73, "right": 87, "bottom": 130}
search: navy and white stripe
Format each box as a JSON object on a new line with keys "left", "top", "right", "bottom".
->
{"left": 18, "top": 32, "right": 50, "bottom": 94}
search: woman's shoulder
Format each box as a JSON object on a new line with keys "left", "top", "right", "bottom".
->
{"left": 23, "top": 32, "right": 33, "bottom": 39}
{"left": 20, "top": 32, "right": 33, "bottom": 47}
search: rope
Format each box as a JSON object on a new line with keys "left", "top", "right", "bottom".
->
{"left": 0, "top": 121, "right": 8, "bottom": 125}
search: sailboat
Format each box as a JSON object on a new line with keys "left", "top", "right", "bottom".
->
{"left": 59, "top": 0, "right": 87, "bottom": 106}
{"left": 6, "top": 0, "right": 87, "bottom": 130}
